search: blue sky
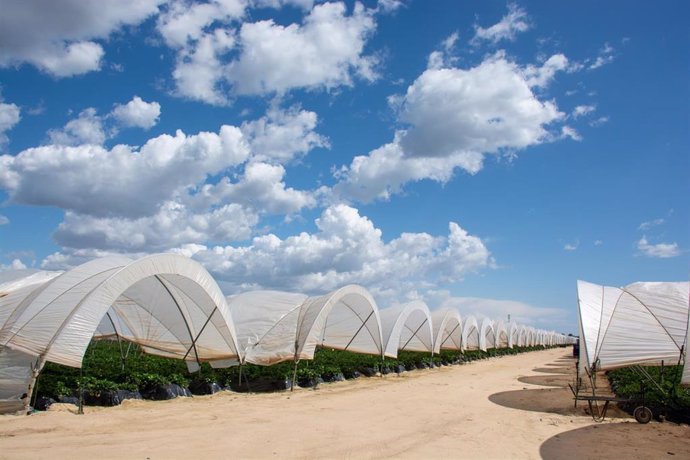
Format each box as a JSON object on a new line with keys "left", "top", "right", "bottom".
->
{"left": 0, "top": 0, "right": 687, "bottom": 333}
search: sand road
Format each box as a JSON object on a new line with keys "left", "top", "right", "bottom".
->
{"left": 1, "top": 347, "right": 688, "bottom": 459}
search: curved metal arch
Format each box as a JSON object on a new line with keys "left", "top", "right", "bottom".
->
{"left": 479, "top": 318, "right": 495, "bottom": 352}
{"left": 431, "top": 308, "right": 463, "bottom": 354}
{"left": 494, "top": 320, "right": 509, "bottom": 348}
{"left": 41, "top": 253, "right": 238, "bottom": 368}
{"left": 380, "top": 300, "right": 434, "bottom": 358}
{"left": 461, "top": 316, "right": 480, "bottom": 351}
{"left": 295, "top": 284, "right": 384, "bottom": 360}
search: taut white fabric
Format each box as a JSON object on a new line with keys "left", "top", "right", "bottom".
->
{"left": 227, "top": 290, "right": 307, "bottom": 365}
{"left": 577, "top": 280, "right": 689, "bottom": 372}
{"left": 516, "top": 325, "right": 527, "bottom": 347}
{"left": 0, "top": 270, "right": 62, "bottom": 297}
{"left": 461, "top": 316, "right": 480, "bottom": 351}
{"left": 508, "top": 322, "right": 519, "bottom": 348}
{"left": 479, "top": 318, "right": 495, "bottom": 351}
{"left": 295, "top": 285, "right": 383, "bottom": 360}
{"left": 0, "top": 342, "right": 37, "bottom": 414}
{"left": 0, "top": 254, "right": 239, "bottom": 368}
{"left": 1, "top": 271, "right": 61, "bottom": 413}
{"left": 494, "top": 321, "right": 509, "bottom": 348}
{"left": 380, "top": 301, "right": 433, "bottom": 357}
{"left": 431, "top": 308, "right": 462, "bottom": 353}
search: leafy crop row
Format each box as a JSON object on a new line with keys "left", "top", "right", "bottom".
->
{"left": 35, "top": 340, "right": 563, "bottom": 405}
{"left": 607, "top": 365, "right": 690, "bottom": 423}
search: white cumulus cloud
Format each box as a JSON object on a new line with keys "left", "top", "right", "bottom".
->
{"left": 334, "top": 140, "right": 484, "bottom": 202}
{"left": 241, "top": 106, "right": 329, "bottom": 163}
{"left": 0, "top": 259, "right": 27, "bottom": 271}
{"left": 472, "top": 3, "right": 530, "bottom": 45}
{"left": 189, "top": 161, "right": 317, "bottom": 216}
{"left": 636, "top": 236, "right": 680, "bottom": 258}
{"left": 335, "top": 51, "right": 567, "bottom": 202}
{"left": 186, "top": 204, "right": 493, "bottom": 294}
{"left": 589, "top": 43, "right": 615, "bottom": 69}
{"left": 157, "top": 0, "right": 246, "bottom": 49}
{"left": 1, "top": 125, "right": 250, "bottom": 217}
{"left": 160, "top": 1, "right": 380, "bottom": 103}
{"left": 638, "top": 217, "right": 665, "bottom": 231}
{"left": 572, "top": 104, "right": 595, "bottom": 118}
{"left": 53, "top": 202, "right": 258, "bottom": 251}
{"left": 0, "top": 101, "right": 21, "bottom": 151}
{"left": 111, "top": 96, "right": 161, "bottom": 129}
{"left": 563, "top": 240, "right": 579, "bottom": 251}
{"left": 1, "top": 104, "right": 327, "bottom": 254}
{"left": 171, "top": 27, "right": 237, "bottom": 105}
{"left": 0, "top": 0, "right": 163, "bottom": 77}
{"left": 228, "top": 2, "right": 378, "bottom": 95}
{"left": 398, "top": 53, "right": 564, "bottom": 158}
{"left": 48, "top": 108, "right": 107, "bottom": 146}
{"left": 522, "top": 54, "right": 571, "bottom": 88}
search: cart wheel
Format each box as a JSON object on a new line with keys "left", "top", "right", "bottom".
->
{"left": 634, "top": 406, "right": 652, "bottom": 424}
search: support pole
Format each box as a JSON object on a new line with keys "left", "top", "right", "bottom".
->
{"left": 78, "top": 366, "right": 84, "bottom": 415}
{"left": 26, "top": 369, "right": 39, "bottom": 415}
{"left": 26, "top": 357, "right": 45, "bottom": 415}
{"left": 291, "top": 359, "right": 299, "bottom": 392}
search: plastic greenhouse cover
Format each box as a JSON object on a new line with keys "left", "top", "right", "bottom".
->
{"left": 577, "top": 280, "right": 689, "bottom": 371}
{"left": 431, "top": 308, "right": 462, "bottom": 354}
{"left": 296, "top": 285, "right": 384, "bottom": 360}
{"left": 379, "top": 300, "right": 433, "bottom": 357}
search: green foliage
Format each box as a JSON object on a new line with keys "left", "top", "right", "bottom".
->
{"left": 128, "top": 372, "right": 168, "bottom": 389}
{"left": 608, "top": 365, "right": 690, "bottom": 423}
{"left": 76, "top": 376, "right": 119, "bottom": 395}
{"left": 608, "top": 365, "right": 690, "bottom": 405}
{"left": 36, "top": 339, "right": 564, "bottom": 403}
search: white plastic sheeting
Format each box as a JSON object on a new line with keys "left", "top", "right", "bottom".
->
{"left": 577, "top": 280, "right": 689, "bottom": 374}
{"left": 431, "top": 308, "right": 462, "bottom": 354}
{"left": 0, "top": 347, "right": 34, "bottom": 413}
{"left": 227, "top": 290, "right": 308, "bottom": 366}
{"left": 0, "top": 254, "right": 241, "bottom": 413}
{"left": 0, "top": 251, "right": 572, "bottom": 413}
{"left": 227, "top": 285, "right": 386, "bottom": 366}
{"left": 380, "top": 301, "right": 433, "bottom": 357}
{"left": 462, "top": 316, "right": 481, "bottom": 351}
{"left": 0, "top": 254, "right": 239, "bottom": 369}
{"left": 296, "top": 285, "right": 384, "bottom": 361}
{"left": 0, "top": 270, "right": 63, "bottom": 295}
{"left": 93, "top": 255, "right": 239, "bottom": 365}
{"left": 493, "top": 321, "right": 508, "bottom": 348}
{"left": 1, "top": 271, "right": 64, "bottom": 413}
{"left": 509, "top": 323, "right": 519, "bottom": 348}
{"left": 479, "top": 318, "right": 495, "bottom": 351}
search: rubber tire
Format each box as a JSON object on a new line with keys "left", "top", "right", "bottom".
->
{"left": 634, "top": 406, "right": 653, "bottom": 424}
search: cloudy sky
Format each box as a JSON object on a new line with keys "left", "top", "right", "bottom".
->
{"left": 0, "top": 0, "right": 687, "bottom": 333}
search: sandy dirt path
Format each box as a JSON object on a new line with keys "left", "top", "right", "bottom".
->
{"left": 1, "top": 348, "right": 688, "bottom": 459}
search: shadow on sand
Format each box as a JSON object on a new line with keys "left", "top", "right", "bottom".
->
{"left": 540, "top": 422, "right": 690, "bottom": 459}
{"left": 517, "top": 374, "right": 568, "bottom": 388}
{"left": 532, "top": 367, "right": 571, "bottom": 374}
{"left": 488, "top": 388, "right": 578, "bottom": 416}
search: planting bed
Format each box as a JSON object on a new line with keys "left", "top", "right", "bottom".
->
{"left": 33, "top": 340, "right": 563, "bottom": 409}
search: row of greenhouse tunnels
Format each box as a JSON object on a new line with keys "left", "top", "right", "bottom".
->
{"left": 0, "top": 253, "right": 574, "bottom": 413}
